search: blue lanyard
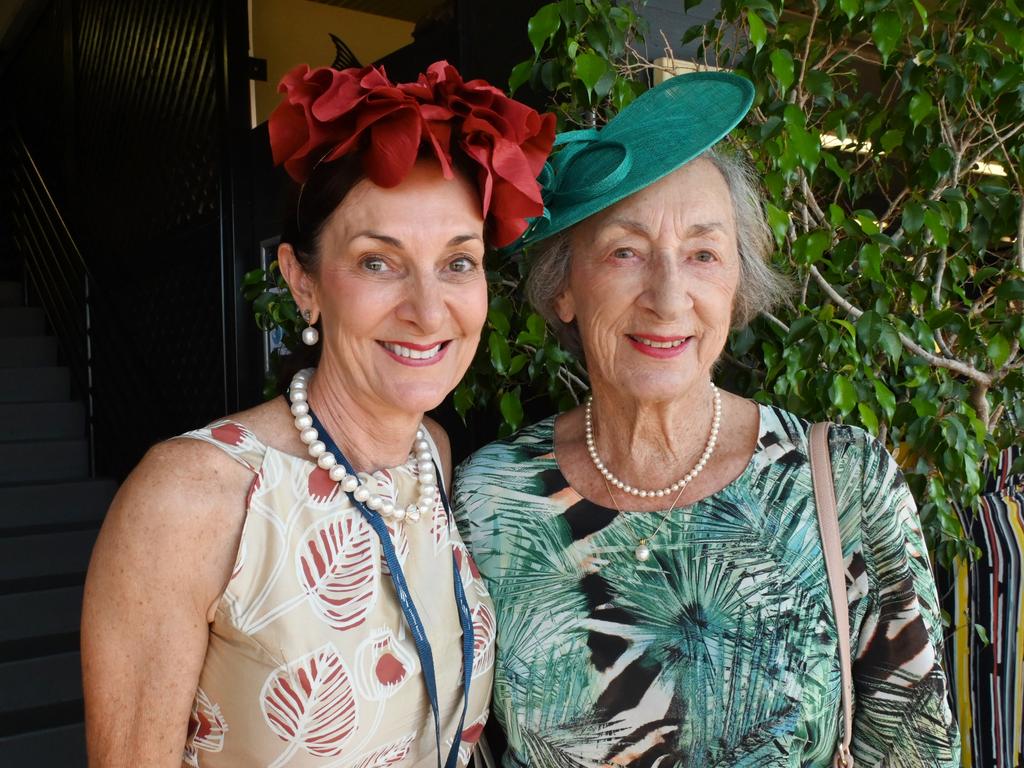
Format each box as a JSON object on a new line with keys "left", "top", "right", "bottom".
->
{"left": 307, "top": 407, "right": 474, "bottom": 768}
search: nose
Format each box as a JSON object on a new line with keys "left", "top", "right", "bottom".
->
{"left": 640, "top": 253, "right": 694, "bottom": 320}
{"left": 396, "top": 271, "right": 447, "bottom": 334}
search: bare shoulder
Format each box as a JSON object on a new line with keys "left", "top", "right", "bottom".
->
{"left": 89, "top": 423, "right": 259, "bottom": 622}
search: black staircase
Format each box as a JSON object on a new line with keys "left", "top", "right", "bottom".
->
{"left": 0, "top": 279, "right": 115, "bottom": 765}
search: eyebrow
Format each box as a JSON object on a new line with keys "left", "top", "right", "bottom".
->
{"left": 601, "top": 219, "right": 729, "bottom": 238}
{"left": 352, "top": 231, "right": 483, "bottom": 248}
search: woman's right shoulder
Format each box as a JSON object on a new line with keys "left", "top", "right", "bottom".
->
{"left": 456, "top": 414, "right": 557, "bottom": 481}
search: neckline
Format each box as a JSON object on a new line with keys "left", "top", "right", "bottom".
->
{"left": 549, "top": 401, "right": 768, "bottom": 515}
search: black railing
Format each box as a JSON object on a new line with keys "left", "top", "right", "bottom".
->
{"left": 0, "top": 121, "right": 147, "bottom": 478}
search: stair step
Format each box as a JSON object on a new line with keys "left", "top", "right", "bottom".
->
{"left": 0, "top": 336, "right": 58, "bottom": 368}
{"left": 0, "top": 307, "right": 45, "bottom": 337}
{"left": 0, "top": 367, "right": 70, "bottom": 402}
{"left": 0, "top": 651, "right": 82, "bottom": 715}
{"left": 0, "top": 479, "right": 115, "bottom": 531}
{"left": 0, "top": 723, "right": 86, "bottom": 767}
{"left": 0, "top": 281, "right": 22, "bottom": 307}
{"left": 0, "top": 401, "right": 84, "bottom": 441}
{"left": 0, "top": 586, "right": 84, "bottom": 645}
{"left": 0, "top": 479, "right": 116, "bottom": 531}
{"left": 0, "top": 529, "right": 98, "bottom": 583}
{"left": 0, "top": 439, "right": 88, "bottom": 483}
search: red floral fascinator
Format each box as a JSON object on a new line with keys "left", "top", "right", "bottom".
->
{"left": 268, "top": 61, "right": 556, "bottom": 248}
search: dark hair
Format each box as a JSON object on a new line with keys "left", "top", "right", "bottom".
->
{"left": 281, "top": 147, "right": 484, "bottom": 274}
{"left": 281, "top": 153, "right": 366, "bottom": 275}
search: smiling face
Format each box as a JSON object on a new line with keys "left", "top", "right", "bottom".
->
{"left": 283, "top": 159, "right": 488, "bottom": 418}
{"left": 555, "top": 158, "right": 739, "bottom": 403}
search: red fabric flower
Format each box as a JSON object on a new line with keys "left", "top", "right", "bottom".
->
{"left": 268, "top": 61, "right": 556, "bottom": 247}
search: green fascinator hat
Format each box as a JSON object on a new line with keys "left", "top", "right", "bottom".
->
{"left": 515, "top": 71, "right": 755, "bottom": 249}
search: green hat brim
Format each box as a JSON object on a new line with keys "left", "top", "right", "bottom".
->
{"left": 514, "top": 71, "right": 754, "bottom": 250}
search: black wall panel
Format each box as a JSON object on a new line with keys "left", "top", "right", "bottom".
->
{"left": 71, "top": 0, "right": 229, "bottom": 475}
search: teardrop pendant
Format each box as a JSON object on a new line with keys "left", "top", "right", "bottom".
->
{"left": 634, "top": 540, "right": 651, "bottom": 562}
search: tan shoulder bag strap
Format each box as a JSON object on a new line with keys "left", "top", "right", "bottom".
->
{"left": 809, "top": 422, "right": 855, "bottom": 768}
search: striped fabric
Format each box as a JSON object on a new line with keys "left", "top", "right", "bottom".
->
{"left": 945, "top": 446, "right": 1024, "bottom": 768}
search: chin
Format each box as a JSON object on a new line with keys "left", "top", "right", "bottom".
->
{"left": 378, "top": 380, "right": 452, "bottom": 416}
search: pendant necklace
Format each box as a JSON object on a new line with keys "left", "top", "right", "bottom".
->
{"left": 589, "top": 382, "right": 723, "bottom": 561}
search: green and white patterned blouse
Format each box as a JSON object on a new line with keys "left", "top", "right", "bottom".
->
{"left": 453, "top": 403, "right": 960, "bottom": 767}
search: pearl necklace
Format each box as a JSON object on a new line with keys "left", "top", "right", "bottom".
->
{"left": 585, "top": 382, "right": 722, "bottom": 498}
{"left": 288, "top": 368, "right": 438, "bottom": 522}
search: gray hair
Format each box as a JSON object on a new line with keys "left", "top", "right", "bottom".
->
{"left": 525, "top": 147, "right": 791, "bottom": 355}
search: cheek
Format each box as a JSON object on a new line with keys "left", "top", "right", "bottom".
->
{"left": 457, "top": 280, "right": 488, "bottom": 337}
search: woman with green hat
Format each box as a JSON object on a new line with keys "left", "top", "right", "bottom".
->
{"left": 453, "top": 72, "right": 960, "bottom": 767}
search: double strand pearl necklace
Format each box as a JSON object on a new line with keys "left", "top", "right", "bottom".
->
{"left": 288, "top": 368, "right": 438, "bottom": 522}
{"left": 585, "top": 382, "right": 722, "bottom": 498}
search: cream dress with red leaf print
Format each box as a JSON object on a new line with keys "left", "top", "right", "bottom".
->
{"left": 176, "top": 419, "right": 493, "bottom": 768}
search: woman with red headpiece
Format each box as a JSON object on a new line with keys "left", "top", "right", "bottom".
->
{"left": 81, "top": 61, "right": 554, "bottom": 768}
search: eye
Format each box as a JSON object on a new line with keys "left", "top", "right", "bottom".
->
{"left": 611, "top": 247, "right": 637, "bottom": 260}
{"left": 694, "top": 250, "right": 718, "bottom": 263}
{"left": 447, "top": 255, "right": 479, "bottom": 274}
{"left": 360, "top": 255, "right": 390, "bottom": 273}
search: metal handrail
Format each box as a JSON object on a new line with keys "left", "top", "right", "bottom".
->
{"left": 1, "top": 121, "right": 148, "bottom": 478}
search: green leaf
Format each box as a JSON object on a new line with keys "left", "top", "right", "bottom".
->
{"left": 912, "top": 0, "right": 928, "bottom": 29}
{"left": 575, "top": 52, "right": 609, "bottom": 94}
{"left": 880, "top": 129, "right": 904, "bottom": 152}
{"left": 988, "top": 334, "right": 1011, "bottom": 367}
{"left": 805, "top": 70, "right": 833, "bottom": 99}
{"left": 871, "top": 11, "right": 901, "bottom": 64}
{"left": 831, "top": 375, "right": 857, "bottom": 415}
{"left": 499, "top": 389, "right": 525, "bottom": 430}
{"left": 747, "top": 10, "right": 767, "bottom": 52}
{"left": 873, "top": 379, "right": 897, "bottom": 418}
{"left": 859, "top": 242, "right": 883, "bottom": 282}
{"left": 766, "top": 203, "right": 790, "bottom": 244}
{"left": 924, "top": 207, "right": 949, "bottom": 247}
{"left": 903, "top": 201, "right": 925, "bottom": 233}
{"left": 858, "top": 402, "right": 880, "bottom": 434}
{"left": 509, "top": 59, "right": 532, "bottom": 94}
{"left": 909, "top": 92, "right": 934, "bottom": 128}
{"left": 453, "top": 383, "right": 474, "bottom": 418}
{"left": 527, "top": 4, "right": 561, "bottom": 56}
{"left": 997, "top": 280, "right": 1024, "bottom": 301}
{"left": 488, "top": 306, "right": 510, "bottom": 336}
{"left": 488, "top": 331, "right": 511, "bottom": 374}
{"left": 974, "top": 624, "right": 990, "bottom": 646}
{"left": 770, "top": 49, "right": 795, "bottom": 92}
{"left": 839, "top": 0, "right": 860, "bottom": 19}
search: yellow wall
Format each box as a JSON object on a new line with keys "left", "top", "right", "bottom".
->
{"left": 251, "top": 0, "right": 414, "bottom": 125}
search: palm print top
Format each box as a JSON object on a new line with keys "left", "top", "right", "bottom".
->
{"left": 453, "top": 404, "right": 960, "bottom": 767}
{"left": 175, "top": 420, "right": 495, "bottom": 768}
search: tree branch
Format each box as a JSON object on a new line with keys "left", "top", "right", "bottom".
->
{"left": 807, "top": 265, "right": 993, "bottom": 384}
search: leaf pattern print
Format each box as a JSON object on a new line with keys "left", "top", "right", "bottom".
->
{"left": 354, "top": 627, "right": 418, "bottom": 701}
{"left": 296, "top": 511, "right": 379, "bottom": 630}
{"left": 183, "top": 687, "right": 228, "bottom": 766}
{"left": 471, "top": 601, "right": 496, "bottom": 680}
{"left": 350, "top": 733, "right": 415, "bottom": 768}
{"left": 453, "top": 406, "right": 960, "bottom": 767}
{"left": 261, "top": 643, "right": 358, "bottom": 761}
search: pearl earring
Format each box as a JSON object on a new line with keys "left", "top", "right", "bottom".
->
{"left": 301, "top": 309, "right": 319, "bottom": 346}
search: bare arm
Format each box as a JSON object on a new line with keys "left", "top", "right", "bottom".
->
{"left": 81, "top": 439, "right": 251, "bottom": 767}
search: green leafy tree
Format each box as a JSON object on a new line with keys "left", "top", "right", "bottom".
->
{"left": 683, "top": 0, "right": 1024, "bottom": 566}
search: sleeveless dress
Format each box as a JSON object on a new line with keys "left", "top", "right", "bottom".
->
{"left": 175, "top": 418, "right": 495, "bottom": 768}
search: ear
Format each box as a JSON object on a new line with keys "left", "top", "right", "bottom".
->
{"left": 553, "top": 286, "right": 576, "bottom": 325}
{"left": 278, "top": 243, "right": 319, "bottom": 322}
